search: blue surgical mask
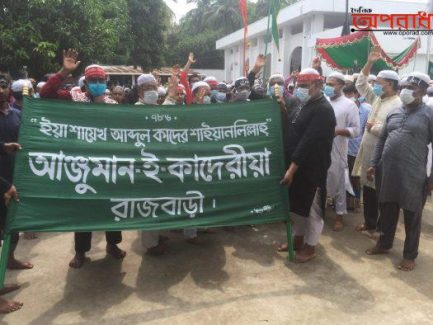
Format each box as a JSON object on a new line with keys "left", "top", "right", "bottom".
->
{"left": 358, "top": 96, "right": 366, "bottom": 103}
{"left": 215, "top": 92, "right": 227, "bottom": 103}
{"left": 142, "top": 90, "right": 159, "bottom": 105}
{"left": 295, "top": 87, "right": 311, "bottom": 103}
{"left": 210, "top": 90, "right": 218, "bottom": 97}
{"left": 203, "top": 96, "right": 211, "bottom": 104}
{"left": 324, "top": 85, "right": 335, "bottom": 98}
{"left": 87, "top": 83, "right": 107, "bottom": 97}
{"left": 373, "top": 84, "right": 384, "bottom": 97}
{"left": 267, "top": 86, "right": 276, "bottom": 97}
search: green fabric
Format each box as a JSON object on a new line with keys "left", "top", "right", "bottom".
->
{"left": 6, "top": 98, "right": 289, "bottom": 233}
{"left": 321, "top": 37, "right": 416, "bottom": 73}
{"left": 428, "top": 61, "right": 433, "bottom": 79}
{"left": 271, "top": 0, "right": 281, "bottom": 55}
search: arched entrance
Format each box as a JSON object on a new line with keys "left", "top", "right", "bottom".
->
{"left": 290, "top": 47, "right": 302, "bottom": 73}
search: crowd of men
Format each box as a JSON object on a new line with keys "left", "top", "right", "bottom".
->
{"left": 1, "top": 45, "right": 433, "bottom": 313}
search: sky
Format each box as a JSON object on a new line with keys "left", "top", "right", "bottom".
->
{"left": 165, "top": 0, "right": 259, "bottom": 23}
{"left": 164, "top": 0, "right": 196, "bottom": 23}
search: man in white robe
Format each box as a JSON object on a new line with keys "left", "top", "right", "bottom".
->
{"left": 324, "top": 72, "right": 360, "bottom": 231}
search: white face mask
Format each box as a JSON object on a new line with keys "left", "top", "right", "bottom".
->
{"left": 203, "top": 96, "right": 211, "bottom": 104}
{"left": 142, "top": 90, "right": 159, "bottom": 105}
{"left": 236, "top": 89, "right": 251, "bottom": 101}
{"left": 400, "top": 88, "right": 415, "bottom": 105}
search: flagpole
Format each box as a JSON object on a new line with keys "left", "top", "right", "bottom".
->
{"left": 426, "top": 0, "right": 433, "bottom": 74}
{"left": 263, "top": 0, "right": 273, "bottom": 80}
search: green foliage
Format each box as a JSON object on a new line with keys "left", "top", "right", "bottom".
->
{"left": 0, "top": 0, "right": 296, "bottom": 78}
{"left": 0, "top": 0, "right": 171, "bottom": 79}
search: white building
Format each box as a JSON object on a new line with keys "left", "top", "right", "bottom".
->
{"left": 216, "top": 0, "right": 430, "bottom": 82}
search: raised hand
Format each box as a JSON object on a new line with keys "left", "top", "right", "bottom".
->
{"left": 312, "top": 57, "right": 321, "bottom": 70}
{"left": 62, "top": 49, "right": 81, "bottom": 73}
{"left": 368, "top": 46, "right": 381, "bottom": 63}
{"left": 167, "top": 73, "right": 179, "bottom": 100}
{"left": 188, "top": 52, "right": 196, "bottom": 64}
{"left": 255, "top": 54, "right": 266, "bottom": 69}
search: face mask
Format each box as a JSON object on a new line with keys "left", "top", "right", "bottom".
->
{"left": 324, "top": 85, "right": 335, "bottom": 98}
{"left": 267, "top": 86, "right": 275, "bottom": 97}
{"left": 295, "top": 87, "right": 311, "bottom": 103}
{"left": 400, "top": 88, "right": 416, "bottom": 105}
{"left": 348, "top": 96, "right": 357, "bottom": 102}
{"left": 203, "top": 96, "right": 211, "bottom": 104}
{"left": 142, "top": 90, "right": 159, "bottom": 105}
{"left": 215, "top": 92, "right": 227, "bottom": 103}
{"left": 87, "top": 83, "right": 107, "bottom": 97}
{"left": 236, "top": 90, "right": 251, "bottom": 101}
{"left": 33, "top": 93, "right": 40, "bottom": 99}
{"left": 358, "top": 96, "right": 366, "bottom": 103}
{"left": 373, "top": 84, "right": 384, "bottom": 97}
{"left": 210, "top": 90, "right": 218, "bottom": 97}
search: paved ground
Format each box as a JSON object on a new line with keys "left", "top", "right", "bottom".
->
{"left": 2, "top": 200, "right": 433, "bottom": 324}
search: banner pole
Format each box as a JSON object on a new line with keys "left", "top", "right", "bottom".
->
{"left": 286, "top": 220, "right": 294, "bottom": 261}
{"left": 0, "top": 234, "right": 11, "bottom": 289}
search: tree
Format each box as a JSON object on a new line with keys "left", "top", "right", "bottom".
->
{"left": 0, "top": 0, "right": 129, "bottom": 79}
{"left": 126, "top": 0, "right": 173, "bottom": 70}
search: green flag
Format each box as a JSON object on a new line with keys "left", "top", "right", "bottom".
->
{"left": 271, "top": 0, "right": 281, "bottom": 59}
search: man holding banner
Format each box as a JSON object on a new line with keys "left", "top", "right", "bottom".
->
{"left": 279, "top": 68, "right": 336, "bottom": 263}
{"left": 40, "top": 50, "right": 126, "bottom": 268}
{"left": 0, "top": 141, "right": 24, "bottom": 313}
{"left": 0, "top": 74, "right": 34, "bottom": 271}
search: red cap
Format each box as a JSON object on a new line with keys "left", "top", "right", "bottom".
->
{"left": 296, "top": 68, "right": 323, "bottom": 83}
{"left": 206, "top": 80, "right": 218, "bottom": 88}
{"left": 85, "top": 65, "right": 106, "bottom": 80}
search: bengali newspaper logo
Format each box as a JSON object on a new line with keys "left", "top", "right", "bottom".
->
{"left": 351, "top": 7, "right": 433, "bottom": 35}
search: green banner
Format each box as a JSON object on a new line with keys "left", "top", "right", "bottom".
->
{"left": 6, "top": 98, "right": 289, "bottom": 234}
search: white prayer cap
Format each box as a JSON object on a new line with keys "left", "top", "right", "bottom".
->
{"left": 191, "top": 81, "right": 210, "bottom": 93}
{"left": 399, "top": 76, "right": 408, "bottom": 85}
{"left": 203, "top": 76, "right": 217, "bottom": 83}
{"left": 327, "top": 71, "right": 346, "bottom": 83}
{"left": 407, "top": 72, "right": 431, "bottom": 88}
{"left": 36, "top": 81, "right": 46, "bottom": 89}
{"left": 344, "top": 74, "right": 354, "bottom": 82}
{"left": 78, "top": 76, "right": 85, "bottom": 88}
{"left": 377, "top": 70, "right": 399, "bottom": 81}
{"left": 409, "top": 72, "right": 430, "bottom": 84}
{"left": 137, "top": 74, "right": 157, "bottom": 86}
{"left": 367, "top": 74, "right": 377, "bottom": 82}
{"left": 269, "top": 74, "right": 284, "bottom": 83}
{"left": 11, "top": 79, "right": 33, "bottom": 92}
{"left": 157, "top": 86, "right": 167, "bottom": 96}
